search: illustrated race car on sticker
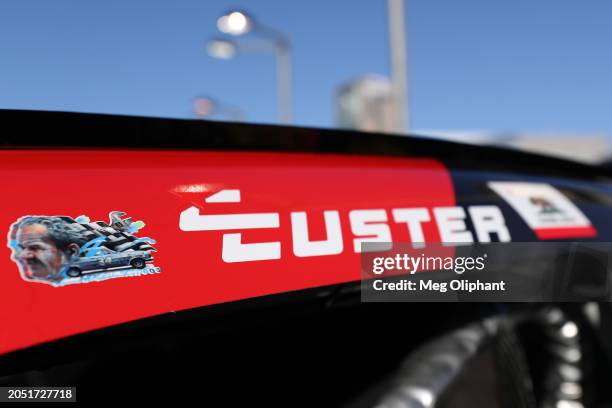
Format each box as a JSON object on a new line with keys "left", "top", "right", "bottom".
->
{"left": 65, "top": 248, "right": 154, "bottom": 277}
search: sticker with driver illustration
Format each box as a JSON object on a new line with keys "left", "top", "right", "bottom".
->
{"left": 7, "top": 211, "right": 160, "bottom": 286}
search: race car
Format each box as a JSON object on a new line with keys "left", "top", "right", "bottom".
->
{"left": 0, "top": 110, "right": 611, "bottom": 406}
{"left": 65, "top": 248, "right": 153, "bottom": 277}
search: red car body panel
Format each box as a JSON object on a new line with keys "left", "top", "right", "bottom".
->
{"left": 0, "top": 150, "right": 453, "bottom": 354}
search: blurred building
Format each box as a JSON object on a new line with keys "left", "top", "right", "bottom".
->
{"left": 419, "top": 130, "right": 611, "bottom": 165}
{"left": 497, "top": 134, "right": 610, "bottom": 164}
{"left": 334, "top": 76, "right": 611, "bottom": 165}
{"left": 336, "top": 75, "right": 395, "bottom": 133}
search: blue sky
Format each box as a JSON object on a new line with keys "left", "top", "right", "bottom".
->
{"left": 0, "top": 0, "right": 611, "bottom": 134}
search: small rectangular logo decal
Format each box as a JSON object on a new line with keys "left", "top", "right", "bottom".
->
{"left": 488, "top": 181, "right": 596, "bottom": 239}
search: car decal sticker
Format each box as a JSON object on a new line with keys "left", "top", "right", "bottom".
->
{"left": 7, "top": 212, "right": 160, "bottom": 287}
{"left": 488, "top": 181, "right": 597, "bottom": 239}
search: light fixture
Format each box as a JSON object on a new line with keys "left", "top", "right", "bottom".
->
{"left": 217, "top": 11, "right": 253, "bottom": 35}
{"left": 206, "top": 38, "right": 237, "bottom": 59}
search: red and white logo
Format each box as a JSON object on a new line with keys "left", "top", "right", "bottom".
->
{"left": 488, "top": 182, "right": 596, "bottom": 239}
{"left": 179, "top": 188, "right": 512, "bottom": 263}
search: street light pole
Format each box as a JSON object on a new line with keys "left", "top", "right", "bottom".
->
{"left": 275, "top": 39, "right": 292, "bottom": 124}
{"left": 211, "top": 10, "right": 293, "bottom": 124}
{"left": 388, "top": 0, "right": 409, "bottom": 132}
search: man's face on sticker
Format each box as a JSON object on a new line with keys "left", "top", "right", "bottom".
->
{"left": 15, "top": 224, "right": 70, "bottom": 281}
